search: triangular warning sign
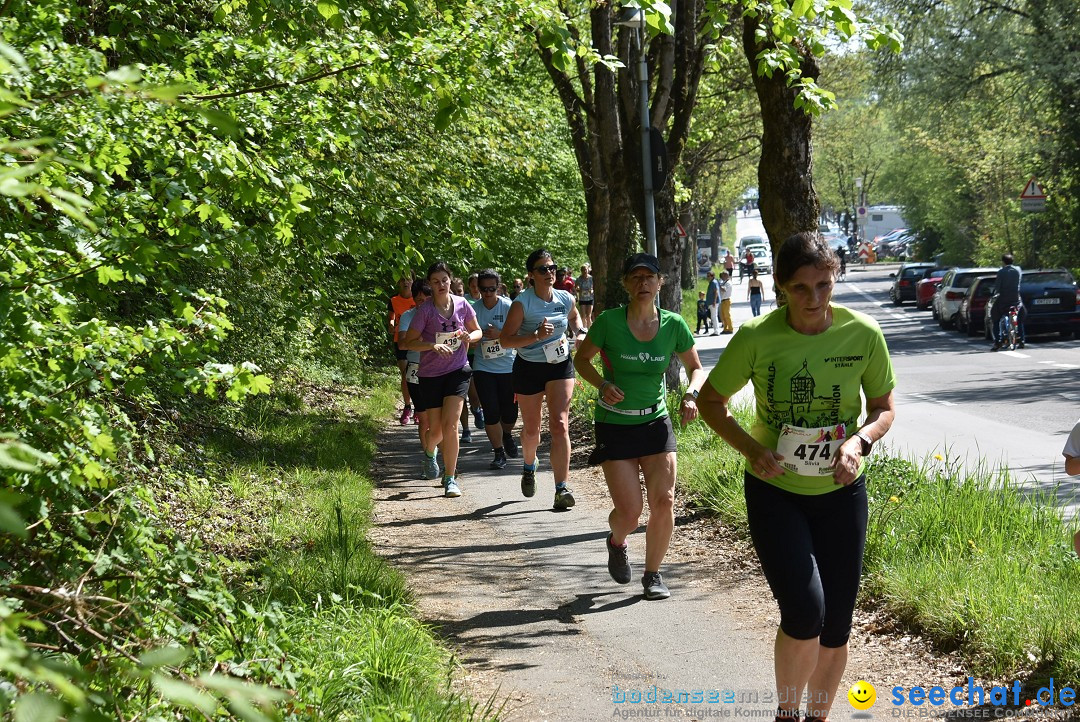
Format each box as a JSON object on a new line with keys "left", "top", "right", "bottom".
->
{"left": 1020, "top": 177, "right": 1046, "bottom": 199}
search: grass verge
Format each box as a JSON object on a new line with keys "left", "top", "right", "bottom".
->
{"left": 674, "top": 405, "right": 1080, "bottom": 685}
{"left": 163, "top": 369, "right": 498, "bottom": 720}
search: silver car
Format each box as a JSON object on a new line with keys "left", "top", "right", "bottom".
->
{"left": 932, "top": 267, "right": 997, "bottom": 328}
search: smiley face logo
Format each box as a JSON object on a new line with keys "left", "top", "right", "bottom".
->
{"left": 848, "top": 680, "right": 876, "bottom": 711}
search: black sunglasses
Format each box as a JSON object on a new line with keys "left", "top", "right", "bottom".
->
{"left": 532, "top": 264, "right": 558, "bottom": 274}
{"left": 479, "top": 286, "right": 497, "bottom": 293}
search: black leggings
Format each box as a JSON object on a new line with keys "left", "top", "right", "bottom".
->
{"left": 744, "top": 472, "right": 867, "bottom": 648}
{"left": 473, "top": 370, "right": 518, "bottom": 428}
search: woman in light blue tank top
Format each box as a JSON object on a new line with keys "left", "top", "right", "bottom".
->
{"left": 500, "top": 249, "right": 581, "bottom": 510}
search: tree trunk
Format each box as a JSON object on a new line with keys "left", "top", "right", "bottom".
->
{"left": 742, "top": 15, "right": 821, "bottom": 257}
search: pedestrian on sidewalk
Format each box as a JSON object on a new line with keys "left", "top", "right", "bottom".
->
{"left": 695, "top": 291, "right": 711, "bottom": 334}
{"left": 400, "top": 262, "right": 483, "bottom": 499}
{"left": 698, "top": 231, "right": 896, "bottom": 722}
{"left": 724, "top": 251, "right": 736, "bottom": 283}
{"left": 706, "top": 271, "right": 720, "bottom": 336}
{"left": 719, "top": 271, "right": 734, "bottom": 333}
{"left": 500, "top": 249, "right": 581, "bottom": 511}
{"left": 747, "top": 269, "right": 765, "bottom": 317}
{"left": 574, "top": 253, "right": 706, "bottom": 600}
{"left": 470, "top": 269, "right": 520, "bottom": 470}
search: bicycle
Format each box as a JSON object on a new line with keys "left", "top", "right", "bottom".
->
{"left": 998, "top": 304, "right": 1021, "bottom": 351}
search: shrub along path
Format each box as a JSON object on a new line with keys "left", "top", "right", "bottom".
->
{"left": 368, "top": 421, "right": 989, "bottom": 721}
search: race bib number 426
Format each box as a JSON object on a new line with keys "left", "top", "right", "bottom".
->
{"left": 775, "top": 423, "right": 847, "bottom": 476}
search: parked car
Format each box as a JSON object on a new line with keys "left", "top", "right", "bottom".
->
{"left": 889, "top": 262, "right": 937, "bottom": 305}
{"left": 744, "top": 244, "right": 773, "bottom": 274}
{"left": 984, "top": 268, "right": 1080, "bottom": 339}
{"left": 955, "top": 276, "right": 996, "bottom": 336}
{"left": 915, "top": 268, "right": 952, "bottom": 310}
{"left": 932, "top": 267, "right": 997, "bottom": 328}
{"left": 738, "top": 235, "right": 765, "bottom": 254}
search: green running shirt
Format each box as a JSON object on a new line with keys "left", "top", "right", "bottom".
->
{"left": 707, "top": 304, "right": 896, "bottom": 495}
{"left": 587, "top": 307, "right": 695, "bottom": 425}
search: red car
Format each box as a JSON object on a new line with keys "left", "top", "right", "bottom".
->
{"left": 915, "top": 267, "right": 951, "bottom": 310}
{"left": 955, "top": 275, "right": 996, "bottom": 336}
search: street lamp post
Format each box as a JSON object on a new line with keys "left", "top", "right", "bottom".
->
{"left": 615, "top": 7, "right": 657, "bottom": 258}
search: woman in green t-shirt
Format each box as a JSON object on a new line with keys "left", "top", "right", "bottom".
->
{"left": 698, "top": 232, "right": 896, "bottom": 722}
{"left": 573, "top": 254, "right": 706, "bottom": 601}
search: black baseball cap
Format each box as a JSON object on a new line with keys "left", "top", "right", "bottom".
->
{"left": 623, "top": 253, "right": 660, "bottom": 275}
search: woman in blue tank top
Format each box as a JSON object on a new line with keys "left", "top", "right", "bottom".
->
{"left": 500, "top": 248, "right": 581, "bottom": 510}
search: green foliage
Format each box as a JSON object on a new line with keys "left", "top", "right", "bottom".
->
{"left": 0, "top": 0, "right": 578, "bottom": 717}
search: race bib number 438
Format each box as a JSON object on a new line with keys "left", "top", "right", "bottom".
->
{"left": 776, "top": 423, "right": 847, "bottom": 476}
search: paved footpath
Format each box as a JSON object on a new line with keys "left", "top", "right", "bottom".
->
{"left": 368, "top": 271, "right": 965, "bottom": 722}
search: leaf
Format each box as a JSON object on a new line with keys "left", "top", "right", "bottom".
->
{"left": 146, "top": 84, "right": 193, "bottom": 102}
{"left": 96, "top": 266, "right": 125, "bottom": 285}
{"left": 140, "top": 645, "right": 190, "bottom": 669}
{"left": 0, "top": 503, "right": 27, "bottom": 538}
{"left": 792, "top": 0, "right": 812, "bottom": 18}
{"left": 14, "top": 693, "right": 64, "bottom": 722}
{"left": 196, "top": 108, "right": 240, "bottom": 138}
{"left": 152, "top": 676, "right": 217, "bottom": 714}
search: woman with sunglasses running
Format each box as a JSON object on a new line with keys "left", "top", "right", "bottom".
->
{"left": 471, "top": 268, "right": 520, "bottom": 470}
{"left": 500, "top": 249, "right": 581, "bottom": 510}
{"left": 400, "top": 261, "right": 482, "bottom": 498}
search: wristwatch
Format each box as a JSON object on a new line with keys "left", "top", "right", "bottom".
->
{"left": 853, "top": 430, "right": 873, "bottom": 456}
{"left": 684, "top": 388, "right": 699, "bottom": 400}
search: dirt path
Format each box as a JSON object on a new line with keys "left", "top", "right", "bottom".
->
{"left": 367, "top": 416, "right": 990, "bottom": 722}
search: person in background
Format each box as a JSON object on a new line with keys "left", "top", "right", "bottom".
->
{"left": 471, "top": 269, "right": 520, "bottom": 469}
{"left": 747, "top": 269, "right": 765, "bottom": 317}
{"left": 398, "top": 280, "right": 432, "bottom": 464}
{"left": 990, "top": 253, "right": 1025, "bottom": 351}
{"left": 400, "top": 262, "right": 482, "bottom": 498}
{"left": 387, "top": 275, "right": 416, "bottom": 425}
{"left": 555, "top": 267, "right": 576, "bottom": 295}
{"left": 724, "top": 251, "right": 736, "bottom": 283}
{"left": 467, "top": 272, "right": 482, "bottom": 302}
{"left": 718, "top": 271, "right": 734, "bottom": 334}
{"left": 450, "top": 278, "right": 485, "bottom": 440}
{"left": 511, "top": 278, "right": 525, "bottom": 300}
{"left": 498, "top": 281, "right": 509, "bottom": 297}
{"left": 744, "top": 248, "right": 756, "bottom": 280}
{"left": 574, "top": 253, "right": 706, "bottom": 600}
{"left": 500, "top": 248, "right": 581, "bottom": 510}
{"left": 696, "top": 290, "right": 711, "bottom": 334}
{"left": 1064, "top": 419, "right": 1080, "bottom": 554}
{"left": 576, "top": 263, "right": 594, "bottom": 330}
{"left": 699, "top": 231, "right": 896, "bottom": 722}
{"left": 706, "top": 271, "right": 720, "bottom": 337}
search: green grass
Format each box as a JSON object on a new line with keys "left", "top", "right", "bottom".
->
{"left": 673, "top": 409, "right": 1080, "bottom": 685}
{"left": 167, "top": 370, "right": 498, "bottom": 721}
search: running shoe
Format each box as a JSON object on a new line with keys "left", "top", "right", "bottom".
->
{"left": 399, "top": 406, "right": 412, "bottom": 425}
{"left": 412, "top": 412, "right": 420, "bottom": 425}
{"left": 553, "top": 485, "right": 576, "bottom": 510}
{"left": 641, "top": 571, "right": 670, "bottom": 600}
{"left": 473, "top": 407, "right": 485, "bottom": 429}
{"left": 443, "top": 478, "right": 462, "bottom": 498}
{"left": 489, "top": 448, "right": 508, "bottom": 470}
{"left": 520, "top": 466, "right": 536, "bottom": 497}
{"left": 421, "top": 453, "right": 439, "bottom": 480}
{"left": 460, "top": 425, "right": 472, "bottom": 444}
{"left": 503, "top": 433, "right": 519, "bottom": 458}
{"left": 606, "top": 533, "right": 631, "bottom": 584}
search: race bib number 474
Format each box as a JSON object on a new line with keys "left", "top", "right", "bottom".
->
{"left": 775, "top": 423, "right": 847, "bottom": 477}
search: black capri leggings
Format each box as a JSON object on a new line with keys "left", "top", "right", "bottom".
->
{"left": 473, "top": 370, "right": 518, "bottom": 427}
{"left": 744, "top": 472, "right": 868, "bottom": 648}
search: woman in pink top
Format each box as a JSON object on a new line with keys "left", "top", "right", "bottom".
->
{"left": 401, "top": 262, "right": 482, "bottom": 498}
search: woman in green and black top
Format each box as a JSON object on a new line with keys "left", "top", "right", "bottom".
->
{"left": 573, "top": 254, "right": 706, "bottom": 601}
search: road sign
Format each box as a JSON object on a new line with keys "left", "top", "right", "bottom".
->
{"left": 675, "top": 221, "right": 687, "bottom": 238}
{"left": 1019, "top": 177, "right": 1046, "bottom": 199}
{"left": 1020, "top": 177, "right": 1046, "bottom": 213}
{"left": 856, "top": 206, "right": 868, "bottom": 225}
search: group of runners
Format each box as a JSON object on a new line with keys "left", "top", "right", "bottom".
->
{"left": 388, "top": 235, "right": 900, "bottom": 722}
